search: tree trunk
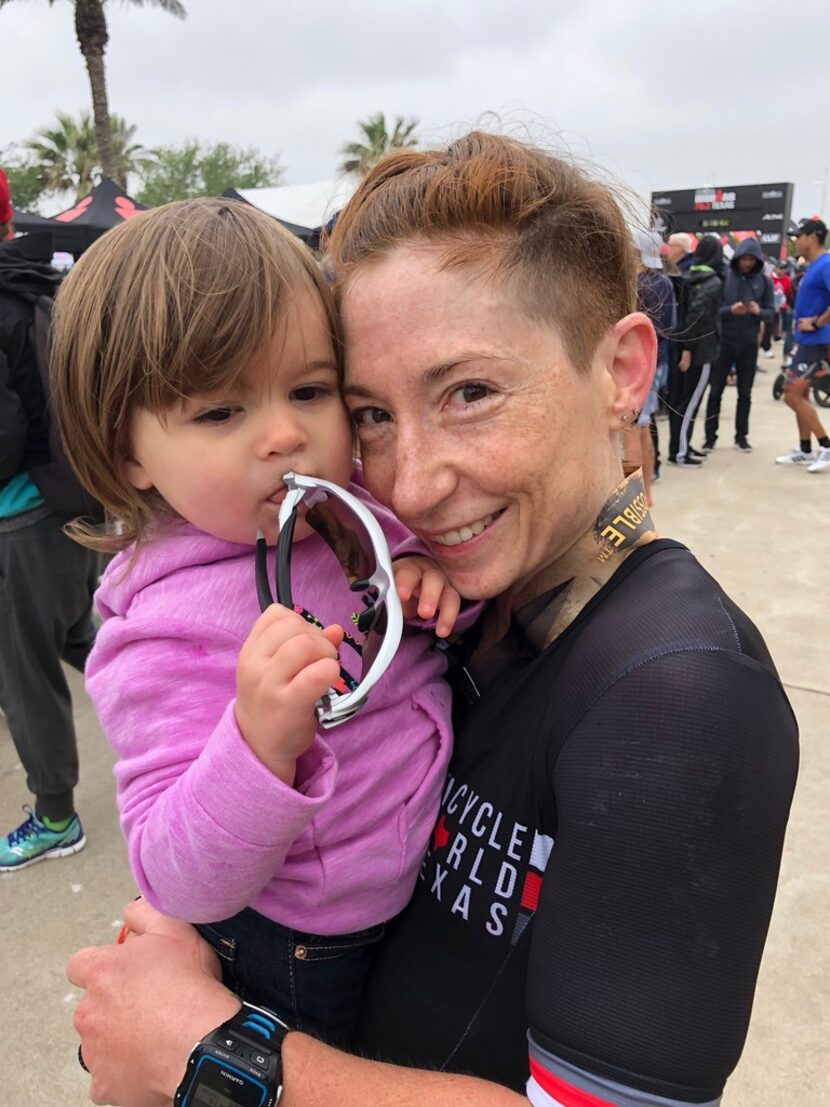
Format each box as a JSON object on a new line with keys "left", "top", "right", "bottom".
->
{"left": 74, "top": 0, "right": 116, "bottom": 182}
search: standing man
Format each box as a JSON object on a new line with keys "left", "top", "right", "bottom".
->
{"left": 0, "top": 231, "right": 101, "bottom": 870}
{"left": 775, "top": 217, "right": 830, "bottom": 474}
{"left": 666, "top": 231, "right": 694, "bottom": 273}
{"left": 703, "top": 237, "right": 773, "bottom": 453}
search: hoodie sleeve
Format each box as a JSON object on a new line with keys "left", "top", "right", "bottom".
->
{"left": 759, "top": 274, "right": 775, "bottom": 324}
{"left": 681, "top": 276, "right": 722, "bottom": 352}
{"left": 0, "top": 346, "right": 27, "bottom": 481}
{"left": 85, "top": 608, "right": 337, "bottom": 923}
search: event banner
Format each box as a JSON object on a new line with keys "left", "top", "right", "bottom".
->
{"left": 650, "top": 182, "right": 794, "bottom": 258}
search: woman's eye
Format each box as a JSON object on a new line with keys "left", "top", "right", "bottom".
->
{"left": 450, "top": 383, "right": 491, "bottom": 405}
{"left": 352, "top": 407, "right": 391, "bottom": 428}
{"left": 194, "top": 406, "right": 238, "bottom": 424}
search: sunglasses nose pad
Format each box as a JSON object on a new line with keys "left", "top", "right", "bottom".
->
{"left": 356, "top": 605, "right": 378, "bottom": 635}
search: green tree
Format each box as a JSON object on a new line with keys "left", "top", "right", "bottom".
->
{"left": 26, "top": 111, "right": 154, "bottom": 200}
{"left": 136, "top": 141, "right": 284, "bottom": 207}
{"left": 0, "top": 148, "right": 46, "bottom": 211}
{"left": 339, "top": 113, "right": 419, "bottom": 176}
{"left": 0, "top": 0, "right": 185, "bottom": 182}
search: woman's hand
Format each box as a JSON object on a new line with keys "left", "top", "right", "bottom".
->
{"left": 679, "top": 350, "right": 692, "bottom": 373}
{"left": 235, "top": 605, "right": 344, "bottom": 785}
{"left": 394, "top": 555, "right": 462, "bottom": 638}
{"left": 67, "top": 899, "right": 241, "bottom": 1107}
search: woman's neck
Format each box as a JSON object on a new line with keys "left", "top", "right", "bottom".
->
{"left": 480, "top": 468, "right": 658, "bottom": 653}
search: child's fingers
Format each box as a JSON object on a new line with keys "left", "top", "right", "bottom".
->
{"left": 415, "top": 566, "right": 450, "bottom": 620}
{"left": 435, "top": 588, "right": 462, "bottom": 639}
{"left": 393, "top": 562, "right": 423, "bottom": 603}
{"left": 321, "top": 624, "right": 344, "bottom": 650}
{"left": 251, "top": 614, "right": 340, "bottom": 663}
{"left": 261, "top": 631, "right": 341, "bottom": 688}
{"left": 247, "top": 602, "right": 307, "bottom": 643}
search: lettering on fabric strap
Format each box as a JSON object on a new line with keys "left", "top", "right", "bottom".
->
{"left": 528, "top": 1057, "right": 613, "bottom": 1107}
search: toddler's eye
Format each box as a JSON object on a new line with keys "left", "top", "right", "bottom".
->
{"left": 194, "top": 406, "right": 237, "bottom": 424}
{"left": 291, "top": 386, "right": 325, "bottom": 402}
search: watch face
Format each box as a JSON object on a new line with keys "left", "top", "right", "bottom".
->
{"left": 184, "top": 1056, "right": 268, "bottom": 1107}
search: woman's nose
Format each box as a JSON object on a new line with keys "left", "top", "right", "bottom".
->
{"left": 389, "top": 430, "right": 455, "bottom": 524}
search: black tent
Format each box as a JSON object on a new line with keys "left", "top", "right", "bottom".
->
{"left": 12, "top": 178, "right": 146, "bottom": 255}
{"left": 220, "top": 188, "right": 322, "bottom": 251}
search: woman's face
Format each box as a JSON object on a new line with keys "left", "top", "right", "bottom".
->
{"left": 342, "top": 246, "right": 649, "bottom": 600}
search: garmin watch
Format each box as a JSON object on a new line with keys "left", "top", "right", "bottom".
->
{"left": 174, "top": 1002, "right": 289, "bottom": 1107}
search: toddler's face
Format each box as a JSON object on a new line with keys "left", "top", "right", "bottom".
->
{"left": 124, "top": 292, "right": 353, "bottom": 545}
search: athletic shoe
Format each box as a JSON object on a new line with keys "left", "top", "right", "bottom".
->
{"left": 668, "top": 455, "right": 703, "bottom": 467}
{"left": 775, "top": 448, "right": 815, "bottom": 465}
{"left": 806, "top": 446, "right": 830, "bottom": 473}
{"left": 0, "top": 807, "right": 86, "bottom": 871}
{"left": 782, "top": 357, "right": 793, "bottom": 369}
{"left": 702, "top": 440, "right": 716, "bottom": 451}
{"left": 652, "top": 467, "right": 661, "bottom": 484}
{"left": 688, "top": 447, "right": 707, "bottom": 460}
{"left": 761, "top": 349, "right": 775, "bottom": 359}
{"left": 734, "top": 440, "right": 753, "bottom": 453}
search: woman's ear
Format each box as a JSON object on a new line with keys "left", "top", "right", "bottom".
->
{"left": 604, "top": 312, "right": 657, "bottom": 424}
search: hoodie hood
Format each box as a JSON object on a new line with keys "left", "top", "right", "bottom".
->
{"left": 0, "top": 231, "right": 62, "bottom": 299}
{"left": 691, "top": 235, "right": 724, "bottom": 271}
{"left": 730, "top": 236, "right": 764, "bottom": 274}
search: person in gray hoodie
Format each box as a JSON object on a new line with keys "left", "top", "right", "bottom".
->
{"left": 703, "top": 237, "right": 773, "bottom": 452}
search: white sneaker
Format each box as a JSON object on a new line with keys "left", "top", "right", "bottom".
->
{"left": 775, "top": 447, "right": 816, "bottom": 465}
{"left": 762, "top": 349, "right": 775, "bottom": 359}
{"left": 807, "top": 446, "right": 830, "bottom": 473}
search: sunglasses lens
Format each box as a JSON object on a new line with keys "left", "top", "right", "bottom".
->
{"left": 305, "top": 496, "right": 378, "bottom": 586}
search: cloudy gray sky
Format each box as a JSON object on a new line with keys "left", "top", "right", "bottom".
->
{"left": 2, "top": 0, "right": 829, "bottom": 218}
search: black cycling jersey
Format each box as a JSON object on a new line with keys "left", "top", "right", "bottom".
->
{"left": 355, "top": 540, "right": 798, "bottom": 1103}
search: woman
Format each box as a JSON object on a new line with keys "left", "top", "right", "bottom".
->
{"left": 67, "top": 133, "right": 797, "bottom": 1107}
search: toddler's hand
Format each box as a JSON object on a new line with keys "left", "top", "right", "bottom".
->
{"left": 236, "top": 605, "right": 343, "bottom": 785}
{"left": 394, "top": 556, "right": 462, "bottom": 639}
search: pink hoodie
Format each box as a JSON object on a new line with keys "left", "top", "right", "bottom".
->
{"left": 86, "top": 480, "right": 455, "bottom": 934}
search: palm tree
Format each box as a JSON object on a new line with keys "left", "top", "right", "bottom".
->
{"left": 27, "top": 110, "right": 154, "bottom": 200}
{"left": 339, "top": 113, "right": 419, "bottom": 176}
{"left": 0, "top": 0, "right": 185, "bottom": 181}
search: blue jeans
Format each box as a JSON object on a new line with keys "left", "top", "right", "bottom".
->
{"left": 195, "top": 908, "right": 386, "bottom": 1047}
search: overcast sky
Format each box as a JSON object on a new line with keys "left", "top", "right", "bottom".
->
{"left": 2, "top": 0, "right": 829, "bottom": 219}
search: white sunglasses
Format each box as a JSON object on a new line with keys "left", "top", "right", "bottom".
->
{"left": 256, "top": 472, "right": 403, "bottom": 729}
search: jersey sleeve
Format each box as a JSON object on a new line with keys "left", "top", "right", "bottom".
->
{"left": 85, "top": 611, "right": 337, "bottom": 923}
{"left": 526, "top": 649, "right": 798, "bottom": 1105}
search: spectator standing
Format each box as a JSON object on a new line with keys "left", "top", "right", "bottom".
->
{"left": 703, "top": 237, "right": 773, "bottom": 453}
{"left": 666, "top": 231, "right": 693, "bottom": 272}
{"left": 668, "top": 236, "right": 723, "bottom": 465}
{"left": 0, "top": 231, "right": 101, "bottom": 871}
{"left": 633, "top": 229, "right": 674, "bottom": 500}
{"left": 775, "top": 217, "right": 830, "bottom": 473}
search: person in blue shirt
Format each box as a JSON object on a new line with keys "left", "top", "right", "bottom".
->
{"left": 775, "top": 217, "right": 830, "bottom": 473}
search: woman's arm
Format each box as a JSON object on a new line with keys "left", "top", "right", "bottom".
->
{"left": 68, "top": 901, "right": 525, "bottom": 1107}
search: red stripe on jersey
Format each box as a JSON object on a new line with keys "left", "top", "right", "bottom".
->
{"left": 521, "top": 870, "right": 543, "bottom": 911}
{"left": 529, "top": 1057, "right": 613, "bottom": 1107}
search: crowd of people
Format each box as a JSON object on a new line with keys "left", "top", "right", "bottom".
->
{"left": 0, "top": 141, "right": 811, "bottom": 1107}
{"left": 630, "top": 218, "right": 830, "bottom": 480}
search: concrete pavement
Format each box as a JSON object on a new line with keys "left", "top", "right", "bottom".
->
{"left": 1, "top": 369, "right": 828, "bottom": 1106}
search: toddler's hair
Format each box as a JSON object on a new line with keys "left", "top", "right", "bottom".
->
{"left": 51, "top": 197, "right": 338, "bottom": 550}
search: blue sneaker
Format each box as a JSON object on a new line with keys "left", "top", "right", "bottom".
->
{"left": 0, "top": 807, "right": 86, "bottom": 871}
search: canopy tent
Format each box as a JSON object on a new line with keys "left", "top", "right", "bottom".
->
{"left": 224, "top": 178, "right": 356, "bottom": 250}
{"left": 12, "top": 178, "right": 146, "bottom": 255}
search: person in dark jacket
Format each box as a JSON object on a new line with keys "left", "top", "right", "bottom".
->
{"left": 703, "top": 237, "right": 773, "bottom": 453}
{"left": 0, "top": 231, "right": 100, "bottom": 871}
{"left": 668, "top": 235, "right": 723, "bottom": 465}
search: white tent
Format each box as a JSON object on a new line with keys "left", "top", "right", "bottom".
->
{"left": 234, "top": 178, "right": 356, "bottom": 236}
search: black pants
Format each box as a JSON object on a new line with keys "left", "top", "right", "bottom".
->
{"left": 668, "top": 362, "right": 711, "bottom": 460}
{"left": 196, "top": 908, "right": 386, "bottom": 1049}
{"left": 0, "top": 508, "right": 99, "bottom": 820}
{"left": 705, "top": 342, "right": 757, "bottom": 445}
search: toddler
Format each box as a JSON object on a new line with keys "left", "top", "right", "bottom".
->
{"left": 50, "top": 198, "right": 463, "bottom": 1047}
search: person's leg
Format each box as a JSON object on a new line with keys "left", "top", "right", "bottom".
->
{"left": 734, "top": 343, "right": 758, "bottom": 445}
{"left": 784, "top": 379, "right": 828, "bottom": 441}
{"left": 668, "top": 364, "right": 694, "bottom": 460}
{"left": 704, "top": 347, "right": 731, "bottom": 446}
{"left": 0, "top": 513, "right": 98, "bottom": 822}
{"left": 678, "top": 363, "right": 709, "bottom": 461}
